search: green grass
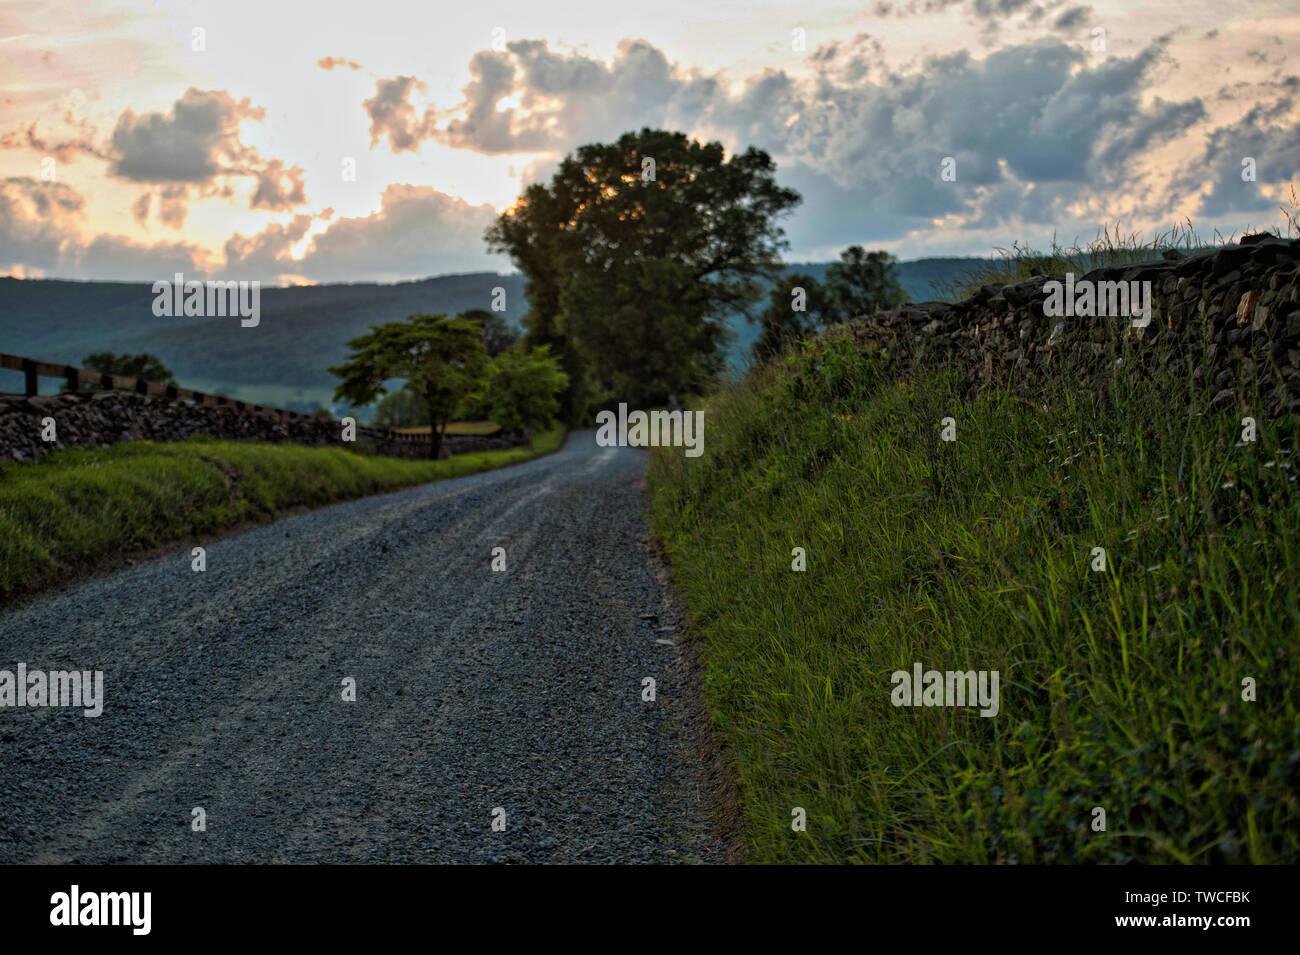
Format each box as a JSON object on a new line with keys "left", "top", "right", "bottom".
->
{"left": 392, "top": 420, "right": 502, "bottom": 435}
{"left": 930, "top": 221, "right": 1214, "bottom": 302}
{"left": 649, "top": 330, "right": 1299, "bottom": 863}
{"left": 931, "top": 199, "right": 1299, "bottom": 302}
{"left": 0, "top": 428, "right": 565, "bottom": 601}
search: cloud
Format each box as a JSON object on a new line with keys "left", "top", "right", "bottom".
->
{"left": 222, "top": 213, "right": 314, "bottom": 277}
{"left": 318, "top": 56, "right": 362, "bottom": 71}
{"left": 102, "top": 88, "right": 309, "bottom": 221}
{"left": 0, "top": 176, "right": 205, "bottom": 278}
{"left": 1173, "top": 98, "right": 1300, "bottom": 219}
{"left": 291, "top": 184, "right": 499, "bottom": 281}
{"left": 364, "top": 76, "right": 436, "bottom": 152}
{"left": 157, "top": 184, "right": 187, "bottom": 228}
{"left": 382, "top": 35, "right": 1214, "bottom": 249}
{"left": 364, "top": 40, "right": 702, "bottom": 156}
{"left": 108, "top": 88, "right": 264, "bottom": 183}
{"left": 68, "top": 233, "right": 204, "bottom": 280}
{"left": 1052, "top": 5, "right": 1091, "bottom": 30}
{"left": 455, "top": 39, "right": 698, "bottom": 154}
{"left": 970, "top": 0, "right": 1036, "bottom": 18}
{"left": 0, "top": 120, "right": 107, "bottom": 162}
{"left": 217, "top": 185, "right": 500, "bottom": 282}
{"left": 251, "top": 159, "right": 307, "bottom": 211}
{"left": 0, "top": 176, "right": 83, "bottom": 270}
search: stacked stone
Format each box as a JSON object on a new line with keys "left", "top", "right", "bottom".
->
{"left": 0, "top": 389, "right": 526, "bottom": 462}
{"left": 845, "top": 234, "right": 1300, "bottom": 414}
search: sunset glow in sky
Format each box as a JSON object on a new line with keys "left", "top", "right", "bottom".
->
{"left": 2, "top": 0, "right": 1297, "bottom": 283}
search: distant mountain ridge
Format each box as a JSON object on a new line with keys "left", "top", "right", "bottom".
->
{"left": 0, "top": 257, "right": 992, "bottom": 409}
{"left": 785, "top": 257, "right": 993, "bottom": 300}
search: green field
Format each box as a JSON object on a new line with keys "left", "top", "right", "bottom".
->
{"left": 392, "top": 420, "right": 503, "bottom": 435}
{"left": 0, "top": 429, "right": 565, "bottom": 602}
{"left": 649, "top": 333, "right": 1299, "bottom": 863}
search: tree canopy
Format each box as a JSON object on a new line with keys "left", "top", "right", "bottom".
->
{"left": 461, "top": 308, "right": 521, "bottom": 358}
{"left": 486, "top": 128, "right": 801, "bottom": 415}
{"left": 328, "top": 313, "right": 487, "bottom": 458}
{"left": 755, "top": 247, "right": 910, "bottom": 359}
{"left": 485, "top": 345, "right": 570, "bottom": 436}
{"left": 823, "top": 246, "right": 911, "bottom": 321}
{"left": 75, "top": 352, "right": 177, "bottom": 389}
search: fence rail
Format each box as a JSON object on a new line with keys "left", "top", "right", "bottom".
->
{"left": 0, "top": 351, "right": 431, "bottom": 446}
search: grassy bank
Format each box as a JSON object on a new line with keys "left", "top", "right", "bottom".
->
{"left": 0, "top": 429, "right": 565, "bottom": 602}
{"left": 649, "top": 335, "right": 1299, "bottom": 863}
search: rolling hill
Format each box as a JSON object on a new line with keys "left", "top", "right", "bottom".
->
{"left": 0, "top": 273, "right": 528, "bottom": 412}
{"left": 0, "top": 258, "right": 991, "bottom": 410}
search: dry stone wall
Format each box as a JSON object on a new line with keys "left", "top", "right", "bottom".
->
{"left": 843, "top": 234, "right": 1300, "bottom": 416}
{"left": 0, "top": 389, "right": 526, "bottom": 462}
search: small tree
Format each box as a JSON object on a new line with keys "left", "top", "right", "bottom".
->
{"left": 328, "top": 314, "right": 487, "bottom": 458}
{"left": 69, "top": 352, "right": 177, "bottom": 391}
{"left": 822, "top": 246, "right": 910, "bottom": 321}
{"left": 754, "top": 272, "right": 834, "bottom": 359}
{"left": 370, "top": 384, "right": 426, "bottom": 428}
{"left": 485, "top": 345, "right": 569, "bottom": 440}
{"left": 460, "top": 308, "right": 520, "bottom": 358}
{"left": 753, "top": 250, "right": 910, "bottom": 362}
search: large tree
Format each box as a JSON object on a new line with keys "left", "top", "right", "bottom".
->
{"left": 486, "top": 128, "right": 801, "bottom": 413}
{"left": 328, "top": 314, "right": 487, "bottom": 458}
{"left": 484, "top": 182, "right": 590, "bottom": 421}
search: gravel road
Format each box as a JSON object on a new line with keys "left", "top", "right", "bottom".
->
{"left": 0, "top": 432, "right": 723, "bottom": 864}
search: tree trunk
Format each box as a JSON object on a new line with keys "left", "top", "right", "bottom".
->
{"left": 430, "top": 418, "right": 442, "bottom": 459}
{"left": 425, "top": 390, "right": 442, "bottom": 459}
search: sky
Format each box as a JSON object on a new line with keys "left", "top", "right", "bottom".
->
{"left": 0, "top": 0, "right": 1297, "bottom": 284}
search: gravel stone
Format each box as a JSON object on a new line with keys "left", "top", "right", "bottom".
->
{"left": 0, "top": 432, "right": 723, "bottom": 864}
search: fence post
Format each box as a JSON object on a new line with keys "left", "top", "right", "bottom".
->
{"left": 22, "top": 359, "right": 37, "bottom": 396}
{"left": 64, "top": 366, "right": 80, "bottom": 393}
